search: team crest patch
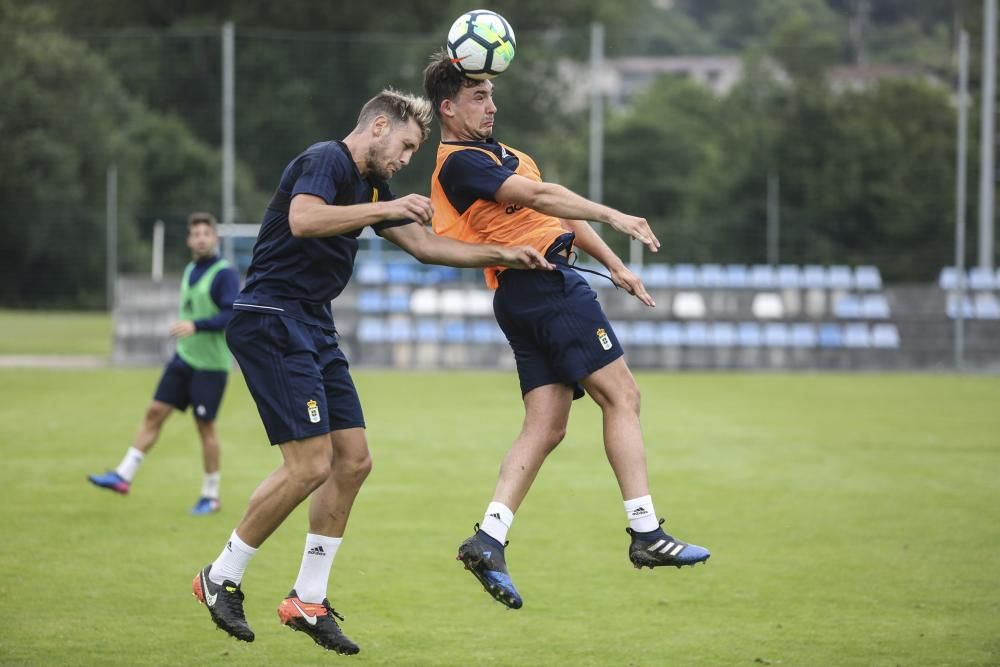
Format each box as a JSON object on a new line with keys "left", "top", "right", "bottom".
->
{"left": 306, "top": 399, "right": 321, "bottom": 424}
{"left": 597, "top": 328, "right": 613, "bottom": 351}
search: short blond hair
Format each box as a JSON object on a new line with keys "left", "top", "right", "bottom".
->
{"left": 357, "top": 87, "right": 433, "bottom": 141}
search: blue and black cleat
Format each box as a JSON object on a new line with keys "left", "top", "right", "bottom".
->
{"left": 456, "top": 526, "right": 523, "bottom": 609}
{"left": 626, "top": 519, "right": 711, "bottom": 569}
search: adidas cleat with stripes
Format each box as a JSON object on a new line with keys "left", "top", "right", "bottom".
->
{"left": 456, "top": 527, "right": 523, "bottom": 610}
{"left": 627, "top": 519, "right": 710, "bottom": 569}
{"left": 191, "top": 564, "right": 255, "bottom": 642}
{"left": 277, "top": 590, "right": 359, "bottom": 655}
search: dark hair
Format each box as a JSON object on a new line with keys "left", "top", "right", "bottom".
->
{"left": 187, "top": 212, "right": 218, "bottom": 230}
{"left": 357, "top": 88, "right": 433, "bottom": 141}
{"left": 423, "top": 48, "right": 481, "bottom": 118}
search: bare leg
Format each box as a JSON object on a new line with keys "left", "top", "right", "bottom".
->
{"left": 580, "top": 357, "right": 649, "bottom": 500}
{"left": 234, "top": 433, "right": 333, "bottom": 548}
{"left": 132, "top": 400, "right": 174, "bottom": 454}
{"left": 490, "top": 384, "right": 574, "bottom": 511}
{"left": 307, "top": 428, "right": 372, "bottom": 537}
{"left": 194, "top": 418, "right": 221, "bottom": 474}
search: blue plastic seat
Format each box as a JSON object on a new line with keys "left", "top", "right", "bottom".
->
{"left": 818, "top": 323, "right": 844, "bottom": 348}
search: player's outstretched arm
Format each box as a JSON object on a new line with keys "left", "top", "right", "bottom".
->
{"left": 563, "top": 219, "right": 655, "bottom": 308}
{"left": 380, "top": 222, "right": 554, "bottom": 271}
{"left": 288, "top": 193, "right": 433, "bottom": 238}
{"left": 496, "top": 175, "right": 660, "bottom": 253}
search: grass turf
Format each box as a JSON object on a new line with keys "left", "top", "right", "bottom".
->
{"left": 0, "top": 369, "right": 997, "bottom": 665}
{"left": 0, "top": 310, "right": 111, "bottom": 356}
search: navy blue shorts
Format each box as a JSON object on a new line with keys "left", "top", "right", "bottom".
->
{"left": 226, "top": 311, "right": 365, "bottom": 445}
{"left": 153, "top": 354, "right": 228, "bottom": 422}
{"left": 493, "top": 255, "right": 623, "bottom": 400}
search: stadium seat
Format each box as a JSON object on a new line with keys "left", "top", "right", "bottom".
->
{"left": 974, "top": 293, "right": 1000, "bottom": 319}
{"left": 673, "top": 292, "right": 707, "bottom": 319}
{"left": 828, "top": 265, "right": 853, "bottom": 290}
{"left": 938, "top": 267, "right": 961, "bottom": 290}
{"left": 415, "top": 318, "right": 442, "bottom": 342}
{"left": 871, "top": 323, "right": 901, "bottom": 348}
{"left": 630, "top": 321, "right": 658, "bottom": 345}
{"left": 386, "top": 262, "right": 420, "bottom": 285}
{"left": 641, "top": 264, "right": 670, "bottom": 288}
{"left": 683, "top": 321, "right": 710, "bottom": 346}
{"left": 409, "top": 287, "right": 439, "bottom": 315}
{"left": 470, "top": 320, "right": 499, "bottom": 343}
{"left": 763, "top": 322, "right": 790, "bottom": 347}
{"left": 356, "top": 262, "right": 387, "bottom": 285}
{"left": 439, "top": 290, "right": 466, "bottom": 316}
{"left": 843, "top": 322, "right": 871, "bottom": 348}
{"left": 946, "top": 294, "right": 975, "bottom": 319}
{"left": 443, "top": 320, "right": 468, "bottom": 343}
{"left": 424, "top": 266, "right": 462, "bottom": 285}
{"left": 357, "top": 317, "right": 388, "bottom": 343}
{"left": 464, "top": 290, "right": 494, "bottom": 316}
{"left": 724, "top": 264, "right": 749, "bottom": 289}
{"left": 801, "top": 265, "right": 827, "bottom": 289}
{"left": 790, "top": 323, "right": 818, "bottom": 348}
{"left": 776, "top": 264, "right": 803, "bottom": 289}
{"left": 852, "top": 265, "right": 883, "bottom": 290}
{"left": 969, "top": 267, "right": 997, "bottom": 290}
{"left": 750, "top": 264, "right": 776, "bottom": 289}
{"left": 657, "top": 321, "right": 683, "bottom": 346}
{"left": 818, "top": 323, "right": 844, "bottom": 348}
{"left": 737, "top": 322, "right": 762, "bottom": 347}
{"left": 386, "top": 288, "right": 410, "bottom": 313}
{"left": 861, "top": 293, "right": 890, "bottom": 319}
{"left": 357, "top": 290, "right": 386, "bottom": 313}
{"left": 832, "top": 294, "right": 862, "bottom": 319}
{"left": 710, "top": 322, "right": 737, "bottom": 347}
{"left": 612, "top": 321, "right": 632, "bottom": 345}
{"left": 673, "top": 264, "right": 698, "bottom": 288}
{"left": 386, "top": 318, "right": 414, "bottom": 342}
{"left": 751, "top": 293, "right": 784, "bottom": 319}
{"left": 698, "top": 264, "right": 726, "bottom": 288}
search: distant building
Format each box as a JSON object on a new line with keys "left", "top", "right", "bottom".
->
{"left": 558, "top": 55, "right": 942, "bottom": 110}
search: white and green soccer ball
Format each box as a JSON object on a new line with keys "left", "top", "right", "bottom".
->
{"left": 446, "top": 9, "right": 517, "bottom": 80}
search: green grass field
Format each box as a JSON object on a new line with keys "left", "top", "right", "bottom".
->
{"left": 1, "top": 369, "right": 998, "bottom": 666}
{"left": 0, "top": 310, "right": 111, "bottom": 356}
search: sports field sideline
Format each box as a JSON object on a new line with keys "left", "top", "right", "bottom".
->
{"left": 0, "top": 367, "right": 997, "bottom": 665}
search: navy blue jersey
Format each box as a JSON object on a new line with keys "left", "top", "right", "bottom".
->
{"left": 235, "top": 140, "right": 412, "bottom": 327}
{"left": 437, "top": 139, "right": 519, "bottom": 214}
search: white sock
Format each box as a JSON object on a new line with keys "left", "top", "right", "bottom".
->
{"left": 201, "top": 472, "right": 221, "bottom": 500}
{"left": 115, "top": 447, "right": 145, "bottom": 482}
{"left": 209, "top": 530, "right": 258, "bottom": 585}
{"left": 293, "top": 533, "right": 343, "bottom": 603}
{"left": 624, "top": 495, "right": 660, "bottom": 533}
{"left": 480, "top": 501, "right": 514, "bottom": 545}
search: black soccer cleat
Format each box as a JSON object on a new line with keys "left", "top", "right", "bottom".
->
{"left": 456, "top": 525, "right": 523, "bottom": 610}
{"left": 627, "top": 519, "right": 711, "bottom": 569}
{"left": 277, "top": 590, "right": 360, "bottom": 655}
{"left": 191, "top": 565, "right": 255, "bottom": 642}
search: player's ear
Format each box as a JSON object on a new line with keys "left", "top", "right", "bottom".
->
{"left": 440, "top": 99, "right": 454, "bottom": 118}
{"left": 372, "top": 115, "right": 390, "bottom": 137}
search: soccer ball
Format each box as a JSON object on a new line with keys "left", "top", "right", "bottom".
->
{"left": 446, "top": 10, "right": 517, "bottom": 80}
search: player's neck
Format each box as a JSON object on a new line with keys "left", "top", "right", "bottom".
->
{"left": 341, "top": 134, "right": 370, "bottom": 177}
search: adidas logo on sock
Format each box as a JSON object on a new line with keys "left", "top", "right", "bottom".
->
{"left": 307, "top": 545, "right": 326, "bottom": 556}
{"left": 226, "top": 540, "right": 233, "bottom": 552}
{"left": 630, "top": 506, "right": 648, "bottom": 516}
{"left": 488, "top": 513, "right": 502, "bottom": 521}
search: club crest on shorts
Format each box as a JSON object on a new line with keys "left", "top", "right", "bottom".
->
{"left": 306, "top": 399, "right": 321, "bottom": 424}
{"left": 596, "top": 327, "right": 613, "bottom": 351}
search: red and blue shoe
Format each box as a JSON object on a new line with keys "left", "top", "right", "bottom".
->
{"left": 87, "top": 470, "right": 130, "bottom": 495}
{"left": 190, "top": 497, "right": 221, "bottom": 516}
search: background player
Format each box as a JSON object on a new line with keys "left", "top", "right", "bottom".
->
{"left": 88, "top": 212, "right": 239, "bottom": 515}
